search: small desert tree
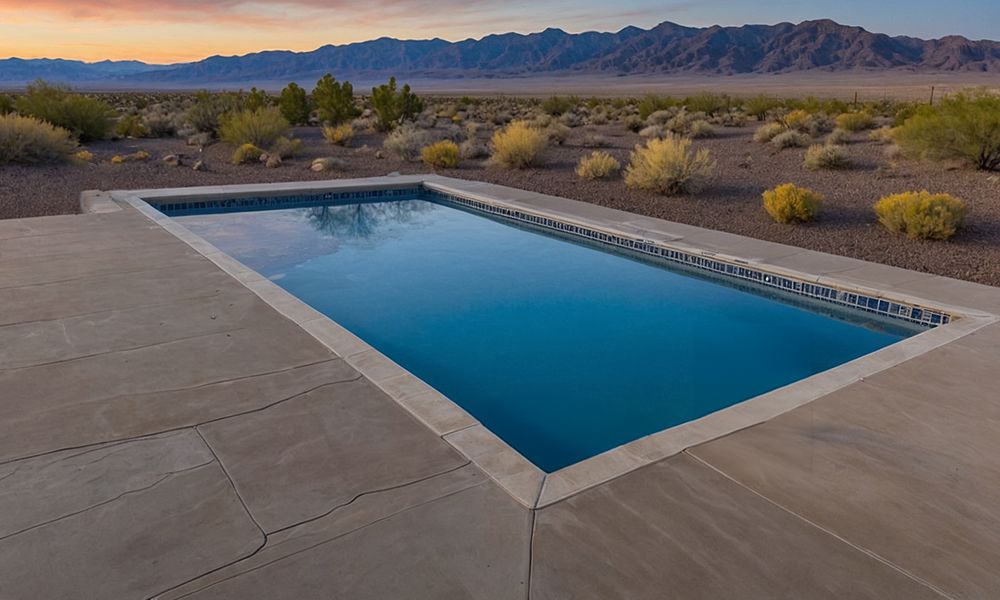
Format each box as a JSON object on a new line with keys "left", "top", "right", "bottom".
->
{"left": 244, "top": 87, "right": 271, "bottom": 111}
{"left": 15, "top": 80, "right": 115, "bottom": 142}
{"left": 371, "top": 77, "right": 424, "bottom": 131}
{"left": 0, "top": 94, "right": 14, "bottom": 115}
{"left": 894, "top": 89, "right": 1000, "bottom": 171}
{"left": 278, "top": 82, "right": 311, "bottom": 125}
{"left": 312, "top": 74, "right": 359, "bottom": 125}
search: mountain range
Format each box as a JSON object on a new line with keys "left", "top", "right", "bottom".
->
{"left": 2, "top": 19, "right": 998, "bottom": 86}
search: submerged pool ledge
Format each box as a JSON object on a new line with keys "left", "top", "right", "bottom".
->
{"left": 98, "top": 175, "right": 999, "bottom": 509}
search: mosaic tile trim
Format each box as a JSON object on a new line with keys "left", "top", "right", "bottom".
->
{"left": 151, "top": 187, "right": 423, "bottom": 217}
{"left": 424, "top": 188, "right": 951, "bottom": 328}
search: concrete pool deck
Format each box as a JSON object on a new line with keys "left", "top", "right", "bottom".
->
{"left": 2, "top": 176, "right": 1000, "bottom": 598}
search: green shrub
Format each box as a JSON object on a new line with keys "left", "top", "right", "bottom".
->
{"left": 186, "top": 91, "right": 245, "bottom": 135}
{"left": 683, "top": 92, "right": 730, "bottom": 116}
{"left": 762, "top": 184, "right": 823, "bottom": 224}
{"left": 826, "top": 128, "right": 852, "bottom": 145}
{"left": 576, "top": 151, "right": 621, "bottom": 180}
{"left": 313, "top": 74, "right": 359, "bottom": 125}
{"left": 421, "top": 140, "right": 460, "bottom": 168}
{"left": 0, "top": 113, "right": 76, "bottom": 164}
{"left": 232, "top": 143, "right": 264, "bottom": 165}
{"left": 835, "top": 112, "right": 876, "bottom": 132}
{"left": 0, "top": 94, "right": 14, "bottom": 115}
{"left": 15, "top": 81, "right": 115, "bottom": 142}
{"left": 624, "top": 114, "right": 645, "bottom": 132}
{"left": 868, "top": 126, "right": 895, "bottom": 144}
{"left": 744, "top": 95, "right": 782, "bottom": 121}
{"left": 624, "top": 134, "right": 715, "bottom": 195}
{"left": 219, "top": 107, "right": 289, "bottom": 149}
{"left": 244, "top": 87, "right": 270, "bottom": 111}
{"left": 637, "top": 94, "right": 676, "bottom": 120}
{"left": 278, "top": 82, "right": 311, "bottom": 125}
{"left": 270, "top": 136, "right": 302, "bottom": 159}
{"left": 322, "top": 123, "right": 354, "bottom": 146}
{"left": 874, "top": 191, "right": 966, "bottom": 240}
{"left": 771, "top": 130, "right": 811, "bottom": 149}
{"left": 894, "top": 89, "right": 1000, "bottom": 171}
{"left": 383, "top": 123, "right": 432, "bottom": 161}
{"left": 754, "top": 122, "right": 786, "bottom": 143}
{"left": 804, "top": 144, "right": 851, "bottom": 170}
{"left": 489, "top": 120, "right": 548, "bottom": 169}
{"left": 115, "top": 114, "right": 148, "bottom": 138}
{"left": 371, "top": 77, "right": 423, "bottom": 131}
{"left": 541, "top": 95, "right": 575, "bottom": 116}
{"left": 687, "top": 120, "right": 716, "bottom": 139}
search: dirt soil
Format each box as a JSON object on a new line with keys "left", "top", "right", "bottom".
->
{"left": 2, "top": 124, "right": 998, "bottom": 286}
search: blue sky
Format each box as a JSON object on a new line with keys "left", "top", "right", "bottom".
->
{"left": 1, "top": 0, "right": 995, "bottom": 62}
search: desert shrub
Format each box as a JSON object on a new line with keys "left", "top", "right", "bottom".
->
{"left": 646, "top": 109, "right": 674, "bottom": 126}
{"left": 894, "top": 89, "right": 1000, "bottom": 171}
{"left": 762, "top": 183, "right": 823, "bottom": 224}
{"left": 322, "top": 123, "right": 354, "bottom": 146}
{"left": 219, "top": 107, "right": 289, "bottom": 149}
{"left": 110, "top": 150, "right": 150, "bottom": 164}
{"left": 624, "top": 114, "right": 644, "bottom": 132}
{"left": 313, "top": 74, "right": 359, "bottom": 125}
{"left": 244, "top": 87, "right": 270, "bottom": 111}
{"left": 687, "top": 120, "right": 716, "bottom": 139}
{"left": 186, "top": 91, "right": 245, "bottom": 135}
{"left": 744, "top": 95, "right": 782, "bottom": 121}
{"left": 582, "top": 133, "right": 609, "bottom": 147}
{"left": 115, "top": 114, "right": 148, "bottom": 138}
{"left": 639, "top": 125, "right": 666, "bottom": 139}
{"left": 826, "top": 128, "right": 852, "bottom": 145}
{"left": 868, "top": 126, "right": 894, "bottom": 144}
{"left": 874, "top": 191, "right": 966, "bottom": 240}
{"left": 0, "top": 94, "right": 14, "bottom": 115}
{"left": 371, "top": 77, "right": 424, "bottom": 131}
{"left": 15, "top": 81, "right": 115, "bottom": 142}
{"left": 754, "top": 122, "right": 786, "bottom": 143}
{"left": 269, "top": 136, "right": 302, "bottom": 159}
{"left": 835, "top": 112, "right": 876, "bottom": 132}
{"left": 683, "top": 92, "right": 730, "bottom": 116}
{"left": 142, "top": 108, "right": 180, "bottom": 137}
{"left": 459, "top": 139, "right": 490, "bottom": 159}
{"left": 0, "top": 114, "right": 76, "bottom": 164}
{"left": 232, "top": 143, "right": 264, "bottom": 165}
{"left": 559, "top": 111, "right": 584, "bottom": 128}
{"left": 73, "top": 149, "right": 94, "bottom": 162}
{"left": 421, "top": 140, "right": 460, "bottom": 168}
{"left": 541, "top": 95, "right": 575, "bottom": 116}
{"left": 544, "top": 122, "right": 571, "bottom": 145}
{"left": 771, "top": 130, "right": 811, "bottom": 149}
{"left": 783, "top": 109, "right": 812, "bottom": 130}
{"left": 576, "top": 151, "right": 621, "bottom": 180}
{"left": 489, "top": 120, "right": 548, "bottom": 169}
{"left": 637, "top": 94, "right": 676, "bottom": 120}
{"left": 804, "top": 144, "right": 851, "bottom": 170}
{"left": 624, "top": 134, "right": 715, "bottom": 195}
{"left": 278, "top": 82, "right": 311, "bottom": 125}
{"left": 383, "top": 123, "right": 432, "bottom": 161}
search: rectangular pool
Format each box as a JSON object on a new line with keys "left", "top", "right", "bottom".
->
{"left": 173, "top": 192, "right": 921, "bottom": 472}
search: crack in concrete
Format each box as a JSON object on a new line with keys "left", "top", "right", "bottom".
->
{"left": 0, "top": 290, "right": 228, "bottom": 330}
{"left": 0, "top": 460, "right": 216, "bottom": 543}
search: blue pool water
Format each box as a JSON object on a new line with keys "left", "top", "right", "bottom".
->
{"left": 178, "top": 198, "right": 917, "bottom": 472}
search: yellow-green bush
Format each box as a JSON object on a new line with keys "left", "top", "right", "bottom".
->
{"left": 835, "top": 112, "right": 876, "bottom": 132}
{"left": 753, "top": 122, "right": 786, "bottom": 143}
{"left": 110, "top": 150, "right": 150, "bottom": 164}
{"left": 420, "top": 140, "right": 460, "bottom": 168}
{"left": 270, "top": 136, "right": 302, "bottom": 159}
{"left": 624, "top": 134, "right": 715, "bottom": 195}
{"left": 15, "top": 81, "right": 115, "bottom": 142}
{"left": 771, "top": 130, "right": 811, "bottom": 149}
{"left": 489, "top": 121, "right": 548, "bottom": 169}
{"left": 73, "top": 149, "right": 94, "bottom": 163}
{"left": 232, "top": 143, "right": 264, "bottom": 165}
{"left": 575, "top": 151, "right": 621, "bottom": 180}
{"left": 893, "top": 89, "right": 1000, "bottom": 171}
{"left": 874, "top": 191, "right": 966, "bottom": 240}
{"left": 219, "top": 107, "right": 289, "bottom": 149}
{"left": 783, "top": 109, "right": 812, "bottom": 130}
{"left": 322, "top": 123, "right": 354, "bottom": 146}
{"left": 115, "top": 114, "right": 148, "bottom": 138}
{"left": 762, "top": 183, "right": 823, "bottom": 224}
{"left": 803, "top": 144, "right": 851, "bottom": 170}
{"left": 0, "top": 113, "right": 77, "bottom": 164}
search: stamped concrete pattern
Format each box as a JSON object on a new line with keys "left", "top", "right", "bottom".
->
{"left": 2, "top": 178, "right": 1000, "bottom": 598}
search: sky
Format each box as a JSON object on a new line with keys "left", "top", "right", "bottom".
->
{"left": 0, "top": 0, "right": 997, "bottom": 64}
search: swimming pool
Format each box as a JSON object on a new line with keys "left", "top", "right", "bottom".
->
{"left": 170, "top": 190, "right": 922, "bottom": 472}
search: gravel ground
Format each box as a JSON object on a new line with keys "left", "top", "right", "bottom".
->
{"left": 2, "top": 124, "right": 998, "bottom": 285}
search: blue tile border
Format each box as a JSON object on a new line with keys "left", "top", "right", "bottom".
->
{"left": 152, "top": 184, "right": 951, "bottom": 328}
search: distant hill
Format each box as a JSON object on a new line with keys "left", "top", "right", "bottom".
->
{"left": 2, "top": 19, "right": 998, "bottom": 86}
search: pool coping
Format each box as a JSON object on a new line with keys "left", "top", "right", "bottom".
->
{"left": 94, "top": 175, "right": 999, "bottom": 509}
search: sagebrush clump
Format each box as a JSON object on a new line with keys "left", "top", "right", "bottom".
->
{"left": 754, "top": 122, "right": 786, "bottom": 143}
{"left": 762, "top": 183, "right": 823, "bottom": 224}
{"left": 576, "top": 151, "right": 621, "bottom": 180}
{"left": 874, "top": 191, "right": 967, "bottom": 240}
{"left": 771, "top": 130, "right": 811, "bottom": 149}
{"left": 624, "top": 134, "right": 715, "bottom": 195}
{"left": 383, "top": 123, "right": 432, "bottom": 161}
{"left": 0, "top": 113, "right": 77, "bottom": 164}
{"left": 421, "top": 140, "right": 460, "bottom": 168}
{"left": 322, "top": 123, "right": 354, "bottom": 146}
{"left": 835, "top": 112, "right": 876, "bottom": 132}
{"left": 489, "top": 121, "right": 548, "bottom": 169}
{"left": 219, "top": 107, "right": 289, "bottom": 149}
{"left": 803, "top": 144, "right": 851, "bottom": 170}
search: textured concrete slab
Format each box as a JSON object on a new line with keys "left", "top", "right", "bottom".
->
{"left": 690, "top": 323, "right": 1000, "bottom": 599}
{"left": 156, "top": 467, "right": 531, "bottom": 600}
{"left": 531, "top": 454, "right": 942, "bottom": 599}
{"left": 0, "top": 433, "right": 263, "bottom": 600}
{"left": 198, "top": 377, "right": 467, "bottom": 533}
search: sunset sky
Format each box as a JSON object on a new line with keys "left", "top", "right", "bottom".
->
{"left": 1, "top": 0, "right": 995, "bottom": 64}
